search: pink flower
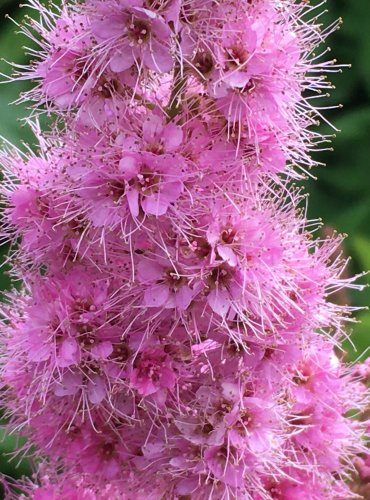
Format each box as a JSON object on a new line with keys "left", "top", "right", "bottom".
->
{"left": 138, "top": 256, "right": 195, "bottom": 310}
{"left": 130, "top": 346, "right": 176, "bottom": 396}
{"left": 0, "top": 0, "right": 367, "bottom": 498}
{"left": 33, "top": 14, "right": 94, "bottom": 108}
{"left": 90, "top": 2, "right": 174, "bottom": 73}
{"left": 120, "top": 152, "right": 184, "bottom": 217}
{"left": 205, "top": 263, "right": 242, "bottom": 317}
{"left": 118, "top": 112, "right": 183, "bottom": 155}
{"left": 203, "top": 445, "right": 244, "bottom": 488}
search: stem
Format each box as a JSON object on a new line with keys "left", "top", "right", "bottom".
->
{"left": 132, "top": 91, "right": 155, "bottom": 111}
{"left": 166, "top": 62, "right": 188, "bottom": 121}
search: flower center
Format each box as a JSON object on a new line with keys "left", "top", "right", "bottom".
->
{"left": 99, "top": 442, "right": 116, "bottom": 460}
{"left": 127, "top": 19, "right": 151, "bottom": 45}
{"left": 145, "top": 0, "right": 171, "bottom": 12}
{"left": 163, "top": 268, "right": 187, "bottom": 290}
{"left": 193, "top": 51, "right": 214, "bottom": 78}
{"left": 225, "top": 43, "right": 249, "bottom": 70}
{"left": 208, "top": 264, "right": 234, "bottom": 290}
{"left": 201, "top": 422, "right": 214, "bottom": 435}
{"left": 220, "top": 225, "right": 238, "bottom": 245}
{"left": 73, "top": 297, "right": 95, "bottom": 315}
{"left": 238, "top": 79, "right": 256, "bottom": 96}
{"left": 146, "top": 142, "right": 165, "bottom": 155}
{"left": 77, "top": 326, "right": 97, "bottom": 348}
{"left": 108, "top": 180, "right": 126, "bottom": 202}
{"left": 95, "top": 76, "right": 122, "bottom": 99}
{"left": 72, "top": 55, "right": 90, "bottom": 84}
{"left": 135, "top": 168, "right": 161, "bottom": 195}
{"left": 180, "top": 5, "right": 197, "bottom": 24}
{"left": 67, "top": 216, "right": 86, "bottom": 236}
{"left": 189, "top": 237, "right": 211, "bottom": 259}
{"left": 110, "top": 342, "right": 130, "bottom": 362}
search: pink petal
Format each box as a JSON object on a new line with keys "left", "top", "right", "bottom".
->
{"left": 163, "top": 123, "right": 183, "bottom": 151}
{"left": 54, "top": 372, "right": 82, "bottom": 397}
{"left": 221, "top": 382, "right": 241, "bottom": 402}
{"left": 248, "top": 430, "right": 271, "bottom": 454}
{"left": 217, "top": 245, "right": 238, "bottom": 267}
{"left": 58, "top": 338, "right": 79, "bottom": 367}
{"left": 126, "top": 189, "right": 139, "bottom": 217}
{"left": 141, "top": 194, "right": 169, "bottom": 216}
{"left": 144, "top": 40, "right": 173, "bottom": 73}
{"left": 87, "top": 375, "right": 106, "bottom": 404}
{"left": 207, "top": 289, "right": 230, "bottom": 317}
{"left": 207, "top": 224, "right": 221, "bottom": 246}
{"left": 176, "top": 478, "right": 199, "bottom": 496}
{"left": 224, "top": 71, "right": 251, "bottom": 88}
{"left": 28, "top": 341, "right": 51, "bottom": 363}
{"left": 133, "top": 7, "right": 158, "bottom": 20}
{"left": 142, "top": 115, "right": 163, "bottom": 143}
{"left": 151, "top": 18, "right": 172, "bottom": 39}
{"left": 174, "top": 286, "right": 194, "bottom": 311}
{"left": 91, "top": 16, "right": 125, "bottom": 40}
{"left": 110, "top": 47, "right": 135, "bottom": 72}
{"left": 93, "top": 283, "right": 109, "bottom": 306}
{"left": 163, "top": 181, "right": 183, "bottom": 202}
{"left": 159, "top": 366, "right": 176, "bottom": 389}
{"left": 137, "top": 259, "right": 164, "bottom": 282}
{"left": 142, "top": 182, "right": 182, "bottom": 215}
{"left": 91, "top": 341, "right": 113, "bottom": 359}
{"left": 119, "top": 155, "right": 139, "bottom": 180}
{"left": 143, "top": 284, "right": 169, "bottom": 307}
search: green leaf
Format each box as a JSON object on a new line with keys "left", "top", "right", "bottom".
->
{"left": 0, "top": 428, "right": 31, "bottom": 479}
{"left": 351, "top": 235, "right": 370, "bottom": 272}
{"left": 0, "top": 5, "right": 42, "bottom": 147}
{"left": 343, "top": 311, "right": 370, "bottom": 362}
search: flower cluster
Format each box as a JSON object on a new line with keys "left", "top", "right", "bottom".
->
{"left": 0, "top": 0, "right": 368, "bottom": 498}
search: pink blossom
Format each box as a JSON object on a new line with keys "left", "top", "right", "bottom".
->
{"left": 138, "top": 256, "right": 195, "bottom": 310}
{"left": 121, "top": 152, "right": 184, "bottom": 217}
{"left": 0, "top": 0, "right": 367, "bottom": 498}
{"left": 130, "top": 346, "right": 176, "bottom": 396}
{"left": 90, "top": 2, "right": 174, "bottom": 73}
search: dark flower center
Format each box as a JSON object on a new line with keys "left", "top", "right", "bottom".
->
{"left": 291, "top": 410, "right": 311, "bottom": 427}
{"left": 193, "top": 51, "right": 214, "bottom": 77}
{"left": 108, "top": 180, "right": 126, "bottom": 202}
{"left": 263, "top": 347, "right": 275, "bottom": 360}
{"left": 100, "top": 442, "right": 116, "bottom": 459}
{"left": 225, "top": 43, "right": 249, "bottom": 69}
{"left": 73, "top": 297, "right": 95, "bottom": 315}
{"left": 146, "top": 142, "right": 165, "bottom": 155}
{"left": 72, "top": 55, "right": 90, "bottom": 84}
{"left": 163, "top": 268, "right": 187, "bottom": 290}
{"left": 67, "top": 216, "right": 86, "bottom": 235}
{"left": 201, "top": 422, "right": 214, "bottom": 435}
{"left": 240, "top": 78, "right": 256, "bottom": 95}
{"left": 145, "top": 0, "right": 171, "bottom": 12}
{"left": 127, "top": 19, "right": 151, "bottom": 45}
{"left": 220, "top": 225, "right": 238, "bottom": 245}
{"left": 134, "top": 168, "right": 161, "bottom": 195}
{"left": 208, "top": 264, "right": 234, "bottom": 290}
{"left": 95, "top": 76, "right": 122, "bottom": 99}
{"left": 180, "top": 5, "right": 197, "bottom": 24}
{"left": 35, "top": 194, "right": 50, "bottom": 217}
{"left": 110, "top": 342, "right": 130, "bottom": 362}
{"left": 190, "top": 237, "right": 211, "bottom": 259}
{"left": 77, "top": 326, "right": 97, "bottom": 348}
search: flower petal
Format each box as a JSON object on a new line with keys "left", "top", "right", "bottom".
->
{"left": 143, "top": 284, "right": 169, "bottom": 307}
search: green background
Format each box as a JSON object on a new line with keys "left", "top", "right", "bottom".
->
{"left": 0, "top": 0, "right": 369, "bottom": 483}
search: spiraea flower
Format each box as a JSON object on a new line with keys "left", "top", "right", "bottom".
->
{"left": 0, "top": 0, "right": 368, "bottom": 499}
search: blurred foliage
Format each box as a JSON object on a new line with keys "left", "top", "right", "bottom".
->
{"left": 0, "top": 0, "right": 369, "bottom": 483}
{"left": 307, "top": 0, "right": 370, "bottom": 361}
